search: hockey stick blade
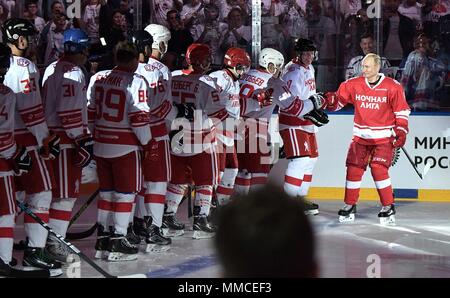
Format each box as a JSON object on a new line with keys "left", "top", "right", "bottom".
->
{"left": 422, "top": 161, "right": 432, "bottom": 178}
{"left": 66, "top": 223, "right": 98, "bottom": 240}
{"left": 15, "top": 200, "right": 146, "bottom": 278}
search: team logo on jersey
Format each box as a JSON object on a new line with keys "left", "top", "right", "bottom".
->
{"left": 305, "top": 79, "right": 316, "bottom": 91}
{"left": 16, "top": 58, "right": 30, "bottom": 67}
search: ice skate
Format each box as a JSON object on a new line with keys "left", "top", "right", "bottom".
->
{"left": 94, "top": 225, "right": 110, "bottom": 259}
{"left": 161, "top": 213, "right": 185, "bottom": 237}
{"left": 145, "top": 225, "right": 171, "bottom": 253}
{"left": 44, "top": 234, "right": 74, "bottom": 263}
{"left": 107, "top": 234, "right": 139, "bottom": 262}
{"left": 193, "top": 216, "right": 216, "bottom": 239}
{"left": 126, "top": 223, "right": 142, "bottom": 245}
{"left": 23, "top": 247, "right": 63, "bottom": 277}
{"left": 132, "top": 216, "right": 151, "bottom": 239}
{"left": 302, "top": 198, "right": 319, "bottom": 215}
{"left": 378, "top": 204, "right": 396, "bottom": 225}
{"left": 338, "top": 204, "right": 357, "bottom": 222}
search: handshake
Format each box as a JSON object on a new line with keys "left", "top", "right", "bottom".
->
{"left": 303, "top": 92, "right": 332, "bottom": 127}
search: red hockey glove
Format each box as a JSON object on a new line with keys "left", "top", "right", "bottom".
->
{"left": 323, "top": 92, "right": 337, "bottom": 110}
{"left": 253, "top": 88, "right": 274, "bottom": 107}
{"left": 392, "top": 126, "right": 407, "bottom": 148}
{"left": 74, "top": 134, "right": 94, "bottom": 167}
{"left": 10, "top": 145, "right": 32, "bottom": 176}
{"left": 39, "top": 132, "right": 60, "bottom": 160}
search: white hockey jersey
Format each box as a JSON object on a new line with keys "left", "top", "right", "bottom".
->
{"left": 0, "top": 84, "right": 17, "bottom": 175}
{"left": 4, "top": 56, "right": 49, "bottom": 148}
{"left": 170, "top": 70, "right": 221, "bottom": 156}
{"left": 135, "top": 62, "right": 174, "bottom": 141}
{"left": 203, "top": 69, "right": 240, "bottom": 146}
{"left": 239, "top": 69, "right": 314, "bottom": 139}
{"left": 42, "top": 59, "right": 88, "bottom": 149}
{"left": 280, "top": 60, "right": 317, "bottom": 133}
{"left": 87, "top": 68, "right": 152, "bottom": 158}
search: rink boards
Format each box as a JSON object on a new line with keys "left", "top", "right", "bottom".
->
{"left": 269, "top": 113, "right": 450, "bottom": 202}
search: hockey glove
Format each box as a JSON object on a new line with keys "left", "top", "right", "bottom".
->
{"left": 169, "top": 127, "right": 184, "bottom": 154}
{"left": 74, "top": 134, "right": 94, "bottom": 168}
{"left": 308, "top": 93, "right": 326, "bottom": 110}
{"left": 10, "top": 145, "right": 32, "bottom": 176}
{"left": 392, "top": 126, "right": 407, "bottom": 148}
{"left": 304, "top": 109, "right": 329, "bottom": 127}
{"left": 323, "top": 92, "right": 338, "bottom": 110}
{"left": 253, "top": 88, "right": 274, "bottom": 107}
{"left": 40, "top": 132, "right": 60, "bottom": 160}
{"left": 175, "top": 103, "right": 196, "bottom": 122}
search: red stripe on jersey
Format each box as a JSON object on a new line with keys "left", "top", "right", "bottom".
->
{"left": 150, "top": 100, "right": 172, "bottom": 120}
{"left": 303, "top": 174, "right": 312, "bottom": 182}
{"left": 150, "top": 122, "right": 168, "bottom": 138}
{"left": 235, "top": 177, "right": 251, "bottom": 186}
{"left": 14, "top": 132, "right": 38, "bottom": 147}
{"left": 196, "top": 188, "right": 213, "bottom": 196}
{"left": 279, "top": 113, "right": 313, "bottom": 126}
{"left": 216, "top": 186, "right": 233, "bottom": 195}
{"left": 113, "top": 202, "right": 133, "bottom": 212}
{"left": 251, "top": 176, "right": 268, "bottom": 184}
{"left": 281, "top": 97, "right": 304, "bottom": 116}
{"left": 97, "top": 199, "right": 113, "bottom": 211}
{"left": 94, "top": 129, "right": 141, "bottom": 146}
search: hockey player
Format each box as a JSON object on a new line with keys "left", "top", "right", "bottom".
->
{"left": 41, "top": 28, "right": 93, "bottom": 263}
{"left": 0, "top": 43, "right": 37, "bottom": 277}
{"left": 130, "top": 24, "right": 172, "bottom": 238}
{"left": 87, "top": 41, "right": 152, "bottom": 261}
{"left": 132, "top": 29, "right": 172, "bottom": 252}
{"left": 2, "top": 18, "right": 62, "bottom": 275}
{"left": 235, "top": 48, "right": 321, "bottom": 194}
{"left": 165, "top": 43, "right": 221, "bottom": 239}
{"left": 280, "top": 38, "right": 329, "bottom": 215}
{"left": 324, "top": 53, "right": 410, "bottom": 225}
{"left": 208, "top": 47, "right": 250, "bottom": 206}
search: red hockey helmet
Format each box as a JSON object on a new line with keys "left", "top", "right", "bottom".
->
{"left": 186, "top": 43, "right": 211, "bottom": 65}
{"left": 223, "top": 47, "right": 251, "bottom": 69}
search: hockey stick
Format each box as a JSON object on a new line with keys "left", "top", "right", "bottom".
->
{"left": 400, "top": 146, "right": 430, "bottom": 179}
{"left": 65, "top": 190, "right": 100, "bottom": 240}
{"left": 16, "top": 200, "right": 146, "bottom": 278}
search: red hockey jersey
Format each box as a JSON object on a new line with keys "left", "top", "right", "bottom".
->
{"left": 331, "top": 74, "right": 410, "bottom": 145}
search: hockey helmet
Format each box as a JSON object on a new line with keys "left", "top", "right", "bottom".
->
{"left": 224, "top": 47, "right": 250, "bottom": 71}
{"left": 63, "top": 28, "right": 90, "bottom": 54}
{"left": 131, "top": 30, "right": 154, "bottom": 54}
{"left": 294, "top": 38, "right": 318, "bottom": 61}
{"left": 144, "top": 24, "right": 171, "bottom": 54}
{"left": 259, "top": 47, "right": 284, "bottom": 74}
{"left": 186, "top": 43, "right": 211, "bottom": 65}
{"left": 2, "top": 18, "right": 37, "bottom": 44}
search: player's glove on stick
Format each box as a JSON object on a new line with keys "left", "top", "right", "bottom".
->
{"left": 308, "top": 93, "right": 326, "bottom": 110}
{"left": 304, "top": 109, "right": 329, "bottom": 127}
{"left": 74, "top": 134, "right": 94, "bottom": 167}
{"left": 40, "top": 132, "right": 60, "bottom": 160}
{"left": 10, "top": 145, "right": 32, "bottom": 176}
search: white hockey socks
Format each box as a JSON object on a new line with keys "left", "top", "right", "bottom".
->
{"left": 234, "top": 170, "right": 251, "bottom": 195}
{"left": 298, "top": 157, "right": 317, "bottom": 197}
{"left": 144, "top": 181, "right": 167, "bottom": 227}
{"left": 216, "top": 168, "right": 238, "bottom": 206}
{"left": 0, "top": 214, "right": 14, "bottom": 264}
{"left": 48, "top": 197, "right": 76, "bottom": 238}
{"left": 112, "top": 192, "right": 135, "bottom": 236}
{"left": 24, "top": 191, "right": 52, "bottom": 248}
{"left": 283, "top": 157, "right": 309, "bottom": 198}
{"left": 97, "top": 191, "right": 113, "bottom": 229}
{"left": 194, "top": 185, "right": 213, "bottom": 216}
{"left": 166, "top": 183, "right": 188, "bottom": 214}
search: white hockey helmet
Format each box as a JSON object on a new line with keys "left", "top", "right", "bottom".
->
{"left": 144, "top": 24, "right": 171, "bottom": 55}
{"left": 259, "top": 48, "right": 284, "bottom": 75}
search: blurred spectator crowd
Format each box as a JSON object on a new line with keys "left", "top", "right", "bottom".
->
{"left": 0, "top": 0, "right": 448, "bottom": 111}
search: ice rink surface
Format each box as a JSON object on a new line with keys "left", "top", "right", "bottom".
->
{"left": 11, "top": 199, "right": 450, "bottom": 278}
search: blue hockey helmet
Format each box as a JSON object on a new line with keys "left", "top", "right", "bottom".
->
{"left": 63, "top": 28, "right": 89, "bottom": 54}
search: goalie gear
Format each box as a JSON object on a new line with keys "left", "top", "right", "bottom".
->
{"left": 40, "top": 133, "right": 60, "bottom": 160}
{"left": 175, "top": 102, "right": 196, "bottom": 122}
{"left": 308, "top": 93, "right": 326, "bottom": 110}
{"left": 10, "top": 145, "right": 31, "bottom": 176}
{"left": 74, "top": 134, "right": 94, "bottom": 168}
{"left": 303, "top": 109, "right": 329, "bottom": 127}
